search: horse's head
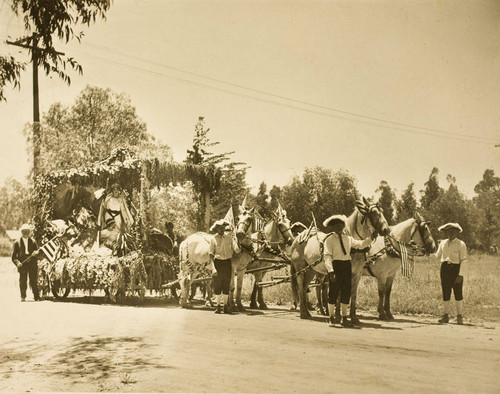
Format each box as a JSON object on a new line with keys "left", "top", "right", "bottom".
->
{"left": 268, "top": 211, "right": 294, "bottom": 246}
{"left": 236, "top": 207, "right": 255, "bottom": 241}
{"left": 412, "top": 212, "right": 437, "bottom": 254}
{"left": 355, "top": 196, "right": 391, "bottom": 237}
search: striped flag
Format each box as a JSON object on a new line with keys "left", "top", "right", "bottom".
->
{"left": 253, "top": 210, "right": 265, "bottom": 232}
{"left": 398, "top": 241, "right": 414, "bottom": 278}
{"left": 40, "top": 239, "right": 60, "bottom": 262}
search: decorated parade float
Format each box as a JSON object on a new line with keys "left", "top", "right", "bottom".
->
{"left": 32, "top": 148, "right": 220, "bottom": 303}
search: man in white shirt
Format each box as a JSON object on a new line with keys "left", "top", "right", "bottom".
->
{"left": 322, "top": 215, "right": 376, "bottom": 327}
{"left": 209, "top": 219, "right": 241, "bottom": 314}
{"left": 434, "top": 222, "right": 468, "bottom": 325}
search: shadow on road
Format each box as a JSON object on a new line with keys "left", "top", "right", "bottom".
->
{"left": 49, "top": 335, "right": 172, "bottom": 380}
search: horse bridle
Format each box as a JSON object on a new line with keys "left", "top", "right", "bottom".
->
{"left": 355, "top": 204, "right": 383, "bottom": 239}
{"left": 410, "top": 222, "right": 434, "bottom": 254}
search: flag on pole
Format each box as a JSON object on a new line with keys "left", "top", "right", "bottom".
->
{"left": 239, "top": 194, "right": 248, "bottom": 212}
{"left": 40, "top": 239, "right": 60, "bottom": 262}
{"left": 253, "top": 209, "right": 265, "bottom": 232}
{"left": 276, "top": 200, "right": 286, "bottom": 218}
{"left": 224, "top": 206, "right": 236, "bottom": 233}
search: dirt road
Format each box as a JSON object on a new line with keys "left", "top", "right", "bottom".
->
{"left": 0, "top": 258, "right": 498, "bottom": 393}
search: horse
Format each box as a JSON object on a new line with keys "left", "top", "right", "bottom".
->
{"left": 289, "top": 197, "right": 391, "bottom": 319}
{"left": 231, "top": 209, "right": 294, "bottom": 311}
{"left": 356, "top": 213, "right": 436, "bottom": 320}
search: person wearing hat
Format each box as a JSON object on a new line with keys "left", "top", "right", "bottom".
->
{"left": 434, "top": 222, "right": 468, "bottom": 325}
{"left": 322, "top": 215, "right": 376, "bottom": 327}
{"left": 11, "top": 224, "right": 40, "bottom": 301}
{"left": 209, "top": 219, "right": 241, "bottom": 314}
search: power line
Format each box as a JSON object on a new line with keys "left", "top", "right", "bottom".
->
{"left": 74, "top": 48, "right": 496, "bottom": 145}
{"left": 81, "top": 41, "right": 498, "bottom": 144}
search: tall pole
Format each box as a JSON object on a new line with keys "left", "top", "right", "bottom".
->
{"left": 32, "top": 33, "right": 40, "bottom": 182}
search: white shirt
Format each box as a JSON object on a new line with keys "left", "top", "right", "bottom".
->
{"left": 22, "top": 237, "right": 30, "bottom": 254}
{"left": 209, "top": 233, "right": 240, "bottom": 260}
{"left": 435, "top": 238, "right": 468, "bottom": 275}
{"left": 323, "top": 232, "right": 372, "bottom": 272}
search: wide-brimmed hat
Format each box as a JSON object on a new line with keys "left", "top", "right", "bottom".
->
{"left": 20, "top": 223, "right": 32, "bottom": 232}
{"left": 438, "top": 223, "right": 463, "bottom": 233}
{"left": 210, "top": 219, "right": 230, "bottom": 232}
{"left": 323, "top": 215, "right": 348, "bottom": 227}
{"left": 110, "top": 183, "right": 121, "bottom": 190}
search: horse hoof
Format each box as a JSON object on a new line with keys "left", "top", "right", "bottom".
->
{"left": 259, "top": 304, "right": 268, "bottom": 310}
{"left": 350, "top": 316, "right": 360, "bottom": 325}
{"left": 386, "top": 313, "right": 394, "bottom": 320}
{"left": 379, "top": 313, "right": 389, "bottom": 321}
{"left": 237, "top": 304, "right": 246, "bottom": 312}
{"left": 249, "top": 303, "right": 258, "bottom": 309}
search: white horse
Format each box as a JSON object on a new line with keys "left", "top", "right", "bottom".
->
{"left": 289, "top": 197, "right": 391, "bottom": 319}
{"left": 356, "top": 213, "right": 437, "bottom": 320}
{"left": 231, "top": 210, "right": 294, "bottom": 311}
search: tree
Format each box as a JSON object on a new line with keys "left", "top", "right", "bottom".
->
{"left": 28, "top": 85, "right": 171, "bottom": 174}
{"left": 185, "top": 117, "right": 247, "bottom": 230}
{"left": 281, "top": 166, "right": 359, "bottom": 228}
{"left": 420, "top": 167, "right": 443, "bottom": 210}
{"left": 395, "top": 182, "right": 418, "bottom": 222}
{"left": 1, "top": 0, "right": 111, "bottom": 101}
{"left": 375, "top": 180, "right": 396, "bottom": 225}
{"left": 472, "top": 169, "right": 500, "bottom": 250}
{"left": 0, "top": 177, "right": 30, "bottom": 231}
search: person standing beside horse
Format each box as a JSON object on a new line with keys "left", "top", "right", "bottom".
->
{"left": 434, "top": 223, "right": 468, "bottom": 325}
{"left": 11, "top": 224, "right": 40, "bottom": 302}
{"left": 322, "top": 215, "right": 376, "bottom": 327}
{"left": 209, "top": 219, "right": 240, "bottom": 314}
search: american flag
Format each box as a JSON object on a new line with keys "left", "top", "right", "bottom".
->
{"left": 398, "top": 241, "right": 414, "bottom": 278}
{"left": 40, "top": 239, "right": 60, "bottom": 262}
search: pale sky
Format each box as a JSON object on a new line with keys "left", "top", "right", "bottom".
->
{"left": 1, "top": 0, "right": 499, "bottom": 199}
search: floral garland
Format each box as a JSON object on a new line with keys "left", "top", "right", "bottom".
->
{"left": 37, "top": 250, "right": 147, "bottom": 303}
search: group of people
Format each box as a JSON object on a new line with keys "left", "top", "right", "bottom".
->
{"left": 11, "top": 183, "right": 469, "bottom": 326}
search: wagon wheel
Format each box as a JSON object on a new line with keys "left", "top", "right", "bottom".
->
{"left": 51, "top": 279, "right": 71, "bottom": 299}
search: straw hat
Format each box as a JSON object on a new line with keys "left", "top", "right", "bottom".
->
{"left": 20, "top": 223, "right": 32, "bottom": 232}
{"left": 438, "top": 222, "right": 463, "bottom": 233}
{"left": 323, "top": 215, "right": 348, "bottom": 227}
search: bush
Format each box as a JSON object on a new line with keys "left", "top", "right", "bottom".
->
{"left": 0, "top": 237, "right": 12, "bottom": 257}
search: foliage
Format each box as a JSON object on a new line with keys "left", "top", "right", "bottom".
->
{"left": 471, "top": 170, "right": 500, "bottom": 250}
{"left": 0, "top": 56, "right": 24, "bottom": 101}
{"left": 281, "top": 166, "right": 359, "bottom": 227}
{"left": 147, "top": 184, "right": 199, "bottom": 240}
{"left": 37, "top": 250, "right": 147, "bottom": 302}
{"left": 421, "top": 176, "right": 475, "bottom": 246}
{"left": 185, "top": 117, "right": 246, "bottom": 229}
{"left": 0, "top": 177, "right": 30, "bottom": 231}
{"left": 26, "top": 86, "right": 171, "bottom": 174}
{"left": 395, "top": 182, "right": 418, "bottom": 222}
{"left": 420, "top": 167, "right": 443, "bottom": 210}
{"left": 375, "top": 180, "right": 396, "bottom": 225}
{"left": 1, "top": 1, "right": 111, "bottom": 101}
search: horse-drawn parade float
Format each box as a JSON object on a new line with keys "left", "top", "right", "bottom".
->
{"left": 30, "top": 146, "right": 436, "bottom": 318}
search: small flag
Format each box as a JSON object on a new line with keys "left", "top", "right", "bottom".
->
{"left": 253, "top": 210, "right": 265, "bottom": 232}
{"left": 40, "top": 239, "right": 60, "bottom": 262}
{"left": 224, "top": 206, "right": 236, "bottom": 233}
{"left": 398, "top": 241, "right": 414, "bottom": 278}
{"left": 239, "top": 194, "right": 248, "bottom": 212}
{"left": 276, "top": 200, "right": 286, "bottom": 219}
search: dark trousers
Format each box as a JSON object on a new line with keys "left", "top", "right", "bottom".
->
{"left": 328, "top": 260, "right": 352, "bottom": 305}
{"left": 19, "top": 262, "right": 39, "bottom": 300}
{"left": 213, "top": 258, "right": 232, "bottom": 295}
{"left": 440, "top": 262, "right": 463, "bottom": 301}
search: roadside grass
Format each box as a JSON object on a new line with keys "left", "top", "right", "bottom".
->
{"left": 241, "top": 253, "right": 500, "bottom": 322}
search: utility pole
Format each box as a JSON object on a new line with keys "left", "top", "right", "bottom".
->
{"left": 7, "top": 33, "right": 64, "bottom": 182}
